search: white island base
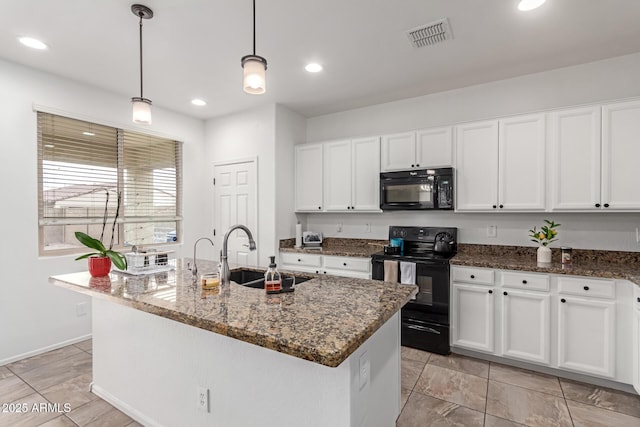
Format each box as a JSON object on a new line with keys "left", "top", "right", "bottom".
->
{"left": 91, "top": 298, "right": 402, "bottom": 427}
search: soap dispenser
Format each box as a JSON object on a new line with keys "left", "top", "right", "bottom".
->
{"left": 264, "top": 256, "right": 282, "bottom": 294}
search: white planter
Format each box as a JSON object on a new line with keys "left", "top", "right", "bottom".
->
{"left": 537, "top": 246, "right": 552, "bottom": 263}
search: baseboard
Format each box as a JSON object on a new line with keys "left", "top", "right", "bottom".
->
{"left": 91, "top": 384, "right": 162, "bottom": 427}
{"left": 0, "top": 334, "right": 92, "bottom": 366}
{"left": 452, "top": 347, "right": 637, "bottom": 395}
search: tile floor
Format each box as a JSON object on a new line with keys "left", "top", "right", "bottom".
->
{"left": 1, "top": 340, "right": 640, "bottom": 426}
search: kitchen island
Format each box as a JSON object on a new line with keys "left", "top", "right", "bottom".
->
{"left": 50, "top": 259, "right": 416, "bottom": 427}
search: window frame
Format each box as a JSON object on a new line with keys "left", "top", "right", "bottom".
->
{"left": 36, "top": 110, "right": 183, "bottom": 257}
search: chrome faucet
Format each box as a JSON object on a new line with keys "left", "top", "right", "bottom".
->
{"left": 220, "top": 224, "right": 256, "bottom": 286}
{"left": 189, "top": 237, "right": 214, "bottom": 281}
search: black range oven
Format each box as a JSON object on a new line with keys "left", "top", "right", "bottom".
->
{"left": 371, "top": 226, "right": 457, "bottom": 355}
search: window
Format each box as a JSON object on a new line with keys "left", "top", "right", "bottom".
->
{"left": 37, "top": 112, "right": 182, "bottom": 255}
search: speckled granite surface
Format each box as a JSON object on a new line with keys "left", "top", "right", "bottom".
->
{"left": 453, "top": 244, "right": 640, "bottom": 285}
{"left": 279, "top": 237, "right": 388, "bottom": 257}
{"left": 50, "top": 259, "right": 416, "bottom": 367}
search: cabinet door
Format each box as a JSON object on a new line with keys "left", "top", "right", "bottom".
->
{"left": 323, "top": 140, "right": 352, "bottom": 211}
{"left": 634, "top": 306, "right": 640, "bottom": 394}
{"left": 295, "top": 144, "right": 324, "bottom": 212}
{"left": 452, "top": 283, "right": 495, "bottom": 353}
{"left": 602, "top": 100, "right": 640, "bottom": 210}
{"left": 501, "top": 290, "right": 550, "bottom": 364}
{"left": 416, "top": 127, "right": 452, "bottom": 168}
{"left": 557, "top": 296, "right": 615, "bottom": 378}
{"left": 498, "top": 114, "right": 546, "bottom": 211}
{"left": 380, "top": 132, "right": 416, "bottom": 172}
{"left": 549, "top": 106, "right": 601, "bottom": 210}
{"left": 351, "top": 137, "right": 381, "bottom": 211}
{"left": 455, "top": 121, "right": 499, "bottom": 211}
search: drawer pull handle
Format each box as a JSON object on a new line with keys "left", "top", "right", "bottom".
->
{"left": 583, "top": 286, "right": 589, "bottom": 291}
{"left": 488, "top": 290, "right": 493, "bottom": 294}
{"left": 561, "top": 298, "right": 566, "bottom": 303}
{"left": 503, "top": 291, "right": 508, "bottom": 296}
{"left": 522, "top": 280, "right": 527, "bottom": 284}
{"left": 470, "top": 275, "right": 475, "bottom": 279}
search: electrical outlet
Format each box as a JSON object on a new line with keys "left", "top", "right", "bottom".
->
{"left": 487, "top": 225, "right": 497, "bottom": 238}
{"left": 358, "top": 351, "right": 370, "bottom": 390}
{"left": 76, "top": 302, "right": 87, "bottom": 317}
{"left": 337, "top": 223, "right": 343, "bottom": 233}
{"left": 365, "top": 223, "right": 371, "bottom": 233}
{"left": 197, "top": 387, "right": 209, "bottom": 412}
{"left": 636, "top": 227, "right": 640, "bottom": 243}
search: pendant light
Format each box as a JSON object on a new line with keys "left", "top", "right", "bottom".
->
{"left": 131, "top": 4, "right": 154, "bottom": 124}
{"left": 241, "top": 0, "right": 267, "bottom": 94}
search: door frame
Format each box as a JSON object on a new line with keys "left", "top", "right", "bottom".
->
{"left": 212, "top": 157, "right": 259, "bottom": 265}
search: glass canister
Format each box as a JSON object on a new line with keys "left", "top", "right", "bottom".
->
{"left": 561, "top": 247, "right": 572, "bottom": 264}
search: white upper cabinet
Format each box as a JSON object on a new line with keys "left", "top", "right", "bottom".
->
{"left": 549, "top": 106, "right": 602, "bottom": 210}
{"left": 455, "top": 120, "right": 499, "bottom": 211}
{"left": 456, "top": 114, "right": 545, "bottom": 211}
{"left": 295, "top": 143, "right": 323, "bottom": 212}
{"left": 323, "top": 137, "right": 381, "bottom": 212}
{"left": 381, "top": 127, "right": 452, "bottom": 172}
{"left": 602, "top": 100, "right": 640, "bottom": 210}
{"left": 380, "top": 132, "right": 416, "bottom": 172}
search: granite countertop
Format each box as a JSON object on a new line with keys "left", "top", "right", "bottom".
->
{"left": 279, "top": 237, "right": 387, "bottom": 258}
{"left": 50, "top": 259, "right": 416, "bottom": 368}
{"left": 452, "top": 244, "right": 640, "bottom": 286}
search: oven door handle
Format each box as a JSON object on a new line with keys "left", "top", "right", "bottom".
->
{"left": 403, "top": 323, "right": 441, "bottom": 334}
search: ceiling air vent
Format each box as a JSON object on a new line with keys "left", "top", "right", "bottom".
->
{"left": 406, "top": 18, "right": 452, "bottom": 48}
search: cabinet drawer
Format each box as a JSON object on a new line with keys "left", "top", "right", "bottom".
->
{"left": 557, "top": 276, "right": 615, "bottom": 299}
{"left": 280, "top": 252, "right": 322, "bottom": 268}
{"left": 452, "top": 266, "right": 494, "bottom": 285}
{"left": 323, "top": 256, "right": 371, "bottom": 273}
{"left": 501, "top": 271, "right": 549, "bottom": 291}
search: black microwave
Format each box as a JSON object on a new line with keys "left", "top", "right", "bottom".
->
{"left": 380, "top": 168, "right": 454, "bottom": 210}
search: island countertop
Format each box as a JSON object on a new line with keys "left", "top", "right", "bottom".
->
{"left": 50, "top": 259, "right": 416, "bottom": 368}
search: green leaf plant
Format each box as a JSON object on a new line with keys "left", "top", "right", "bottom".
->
{"left": 529, "top": 219, "right": 561, "bottom": 247}
{"left": 74, "top": 190, "right": 127, "bottom": 271}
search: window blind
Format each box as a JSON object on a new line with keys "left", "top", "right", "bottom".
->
{"left": 37, "top": 112, "right": 182, "bottom": 253}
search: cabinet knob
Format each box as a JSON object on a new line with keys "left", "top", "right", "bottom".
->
{"left": 522, "top": 280, "right": 527, "bottom": 284}
{"left": 561, "top": 298, "right": 566, "bottom": 303}
{"left": 411, "top": 164, "right": 415, "bottom": 168}
{"left": 637, "top": 297, "right": 640, "bottom": 303}
{"left": 343, "top": 262, "right": 347, "bottom": 266}
{"left": 316, "top": 270, "right": 319, "bottom": 274}
{"left": 499, "top": 204, "right": 504, "bottom": 209}
{"left": 351, "top": 206, "right": 355, "bottom": 209}
{"left": 416, "top": 164, "right": 420, "bottom": 167}
{"left": 297, "top": 259, "right": 301, "bottom": 262}
{"left": 503, "top": 291, "right": 508, "bottom": 296}
{"left": 347, "top": 206, "right": 351, "bottom": 210}
{"left": 470, "top": 275, "right": 475, "bottom": 279}
{"left": 318, "top": 206, "right": 322, "bottom": 210}
{"left": 583, "top": 286, "right": 589, "bottom": 291}
{"left": 595, "top": 203, "right": 601, "bottom": 208}
{"left": 488, "top": 290, "right": 493, "bottom": 294}
{"left": 492, "top": 205, "right": 497, "bottom": 209}
{"left": 604, "top": 203, "right": 610, "bottom": 208}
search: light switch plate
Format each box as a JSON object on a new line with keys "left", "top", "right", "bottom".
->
{"left": 487, "top": 225, "right": 497, "bottom": 238}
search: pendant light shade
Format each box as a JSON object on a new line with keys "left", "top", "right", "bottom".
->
{"left": 242, "top": 0, "right": 267, "bottom": 95}
{"left": 131, "top": 4, "right": 153, "bottom": 124}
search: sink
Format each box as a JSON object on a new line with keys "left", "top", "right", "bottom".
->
{"left": 229, "top": 268, "right": 311, "bottom": 289}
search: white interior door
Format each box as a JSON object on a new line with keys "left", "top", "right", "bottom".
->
{"left": 214, "top": 160, "right": 258, "bottom": 267}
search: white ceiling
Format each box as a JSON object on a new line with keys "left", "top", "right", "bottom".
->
{"left": 1, "top": 0, "right": 639, "bottom": 120}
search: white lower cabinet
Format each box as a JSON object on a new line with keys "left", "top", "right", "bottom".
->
{"left": 501, "top": 289, "right": 550, "bottom": 364}
{"left": 633, "top": 288, "right": 640, "bottom": 393}
{"left": 451, "top": 283, "right": 495, "bottom": 353}
{"left": 557, "top": 295, "right": 615, "bottom": 378}
{"left": 279, "top": 252, "right": 371, "bottom": 279}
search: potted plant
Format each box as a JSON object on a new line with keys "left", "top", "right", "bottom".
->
{"left": 529, "top": 219, "right": 560, "bottom": 263}
{"left": 75, "top": 190, "right": 127, "bottom": 276}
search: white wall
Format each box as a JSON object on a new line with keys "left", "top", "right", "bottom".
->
{"left": 304, "top": 53, "right": 640, "bottom": 251}
{"left": 0, "top": 58, "right": 206, "bottom": 364}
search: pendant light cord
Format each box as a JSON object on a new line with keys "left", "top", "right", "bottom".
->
{"left": 138, "top": 13, "right": 144, "bottom": 98}
{"left": 252, "top": 0, "right": 256, "bottom": 55}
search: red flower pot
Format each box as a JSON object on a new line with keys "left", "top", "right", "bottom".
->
{"left": 88, "top": 257, "right": 112, "bottom": 277}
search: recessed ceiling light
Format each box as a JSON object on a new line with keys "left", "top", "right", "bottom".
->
{"left": 191, "top": 99, "right": 207, "bottom": 106}
{"left": 305, "top": 63, "right": 323, "bottom": 73}
{"left": 82, "top": 132, "right": 95, "bottom": 136}
{"left": 18, "top": 37, "right": 48, "bottom": 50}
{"left": 518, "top": 0, "right": 546, "bottom": 11}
